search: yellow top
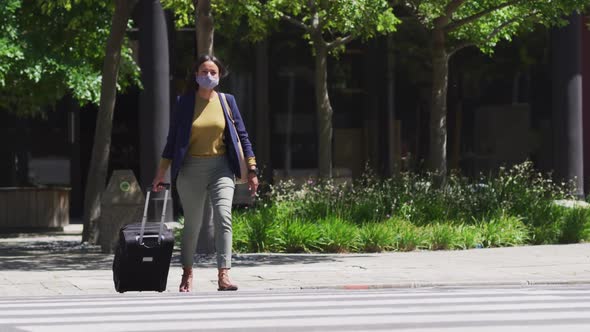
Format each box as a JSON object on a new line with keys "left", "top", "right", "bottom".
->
{"left": 189, "top": 94, "right": 227, "bottom": 157}
{"left": 159, "top": 93, "right": 257, "bottom": 172}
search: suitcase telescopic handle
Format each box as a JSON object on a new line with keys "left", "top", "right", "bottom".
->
{"left": 149, "top": 183, "right": 171, "bottom": 191}
{"left": 139, "top": 184, "right": 171, "bottom": 246}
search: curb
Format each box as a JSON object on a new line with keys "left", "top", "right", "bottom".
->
{"left": 291, "top": 279, "right": 590, "bottom": 291}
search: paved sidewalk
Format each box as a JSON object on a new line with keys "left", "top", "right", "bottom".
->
{"left": 1, "top": 225, "right": 590, "bottom": 296}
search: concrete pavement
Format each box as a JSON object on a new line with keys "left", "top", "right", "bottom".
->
{"left": 1, "top": 224, "right": 590, "bottom": 296}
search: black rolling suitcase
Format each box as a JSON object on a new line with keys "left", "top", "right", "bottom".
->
{"left": 113, "top": 184, "right": 174, "bottom": 293}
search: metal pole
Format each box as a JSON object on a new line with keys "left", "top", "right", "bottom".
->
{"left": 552, "top": 14, "right": 584, "bottom": 198}
{"left": 138, "top": 0, "right": 173, "bottom": 221}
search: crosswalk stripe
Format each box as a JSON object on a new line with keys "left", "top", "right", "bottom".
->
{"left": 2, "top": 288, "right": 590, "bottom": 332}
{"left": 3, "top": 290, "right": 589, "bottom": 309}
{"left": 3, "top": 287, "right": 590, "bottom": 303}
{"left": 14, "top": 313, "right": 590, "bottom": 332}
{"left": 2, "top": 302, "right": 590, "bottom": 325}
{"left": 2, "top": 287, "right": 589, "bottom": 305}
{"left": 4, "top": 294, "right": 590, "bottom": 316}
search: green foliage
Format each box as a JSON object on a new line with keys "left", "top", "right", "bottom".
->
{"left": 489, "top": 162, "right": 575, "bottom": 244}
{"left": 161, "top": 0, "right": 195, "bottom": 28}
{"left": 269, "top": 178, "right": 344, "bottom": 222}
{"left": 161, "top": 0, "right": 271, "bottom": 42}
{"left": 173, "top": 215, "right": 184, "bottom": 248}
{"left": 359, "top": 222, "right": 397, "bottom": 252}
{"left": 283, "top": 0, "right": 397, "bottom": 38}
{"left": 492, "top": 162, "right": 575, "bottom": 221}
{"left": 559, "top": 208, "right": 590, "bottom": 244}
{"left": 231, "top": 211, "right": 250, "bottom": 253}
{"left": 242, "top": 206, "right": 280, "bottom": 252}
{"left": 277, "top": 219, "right": 321, "bottom": 253}
{"left": 263, "top": 161, "right": 574, "bottom": 228}
{"left": 426, "top": 223, "right": 462, "bottom": 250}
{"left": 479, "top": 214, "right": 529, "bottom": 247}
{"left": 173, "top": 162, "right": 589, "bottom": 253}
{"left": 389, "top": 219, "right": 425, "bottom": 252}
{"left": 166, "top": 0, "right": 401, "bottom": 58}
{"left": 166, "top": 0, "right": 400, "bottom": 50}
{"left": 317, "top": 217, "right": 359, "bottom": 253}
{"left": 456, "top": 224, "right": 483, "bottom": 249}
{"left": 407, "top": 0, "right": 589, "bottom": 55}
{"left": 0, "top": 0, "right": 22, "bottom": 86}
{"left": 0, "top": 0, "right": 140, "bottom": 117}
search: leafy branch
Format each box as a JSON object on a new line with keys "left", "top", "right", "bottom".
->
{"left": 449, "top": 11, "right": 537, "bottom": 56}
{"left": 326, "top": 34, "right": 354, "bottom": 50}
{"left": 444, "top": 0, "right": 467, "bottom": 18}
{"left": 282, "top": 13, "right": 310, "bottom": 32}
{"left": 445, "top": 0, "right": 523, "bottom": 32}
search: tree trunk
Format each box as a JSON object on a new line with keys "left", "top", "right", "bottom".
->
{"left": 82, "top": 0, "right": 137, "bottom": 243}
{"left": 314, "top": 42, "right": 333, "bottom": 178}
{"left": 552, "top": 14, "right": 584, "bottom": 198}
{"left": 195, "top": 0, "right": 213, "bottom": 55}
{"left": 386, "top": 35, "right": 398, "bottom": 176}
{"left": 194, "top": 0, "right": 215, "bottom": 254}
{"left": 285, "top": 73, "right": 295, "bottom": 176}
{"left": 255, "top": 41, "right": 271, "bottom": 178}
{"left": 428, "top": 27, "right": 449, "bottom": 180}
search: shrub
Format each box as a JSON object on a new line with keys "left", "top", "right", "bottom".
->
{"left": 492, "top": 162, "right": 574, "bottom": 227}
{"left": 231, "top": 212, "right": 250, "bottom": 253}
{"left": 389, "top": 219, "right": 426, "bottom": 251}
{"left": 317, "top": 217, "right": 359, "bottom": 253}
{"left": 229, "top": 161, "right": 581, "bottom": 253}
{"left": 529, "top": 205, "right": 565, "bottom": 245}
{"left": 277, "top": 219, "right": 321, "bottom": 253}
{"left": 426, "top": 223, "right": 462, "bottom": 250}
{"left": 456, "top": 224, "right": 483, "bottom": 249}
{"left": 480, "top": 214, "right": 529, "bottom": 247}
{"left": 359, "top": 222, "right": 396, "bottom": 252}
{"left": 173, "top": 216, "right": 184, "bottom": 248}
{"left": 559, "top": 208, "right": 590, "bottom": 244}
{"left": 244, "top": 206, "right": 280, "bottom": 252}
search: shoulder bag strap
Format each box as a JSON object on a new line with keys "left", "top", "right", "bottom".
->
{"left": 219, "top": 93, "right": 235, "bottom": 123}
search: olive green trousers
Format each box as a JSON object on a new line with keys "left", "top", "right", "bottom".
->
{"left": 176, "top": 155, "right": 235, "bottom": 269}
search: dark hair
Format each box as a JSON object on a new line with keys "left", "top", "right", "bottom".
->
{"left": 184, "top": 54, "right": 228, "bottom": 94}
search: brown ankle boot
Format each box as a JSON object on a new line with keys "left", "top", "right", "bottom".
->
{"left": 218, "top": 268, "right": 238, "bottom": 291}
{"left": 179, "top": 267, "right": 193, "bottom": 292}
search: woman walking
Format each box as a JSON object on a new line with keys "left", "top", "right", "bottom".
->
{"left": 152, "top": 55, "right": 258, "bottom": 292}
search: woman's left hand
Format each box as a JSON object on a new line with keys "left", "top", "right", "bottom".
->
{"left": 248, "top": 173, "right": 259, "bottom": 197}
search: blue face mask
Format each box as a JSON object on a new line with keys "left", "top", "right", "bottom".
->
{"left": 196, "top": 74, "right": 219, "bottom": 89}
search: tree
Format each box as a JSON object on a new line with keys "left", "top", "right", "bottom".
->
{"left": 162, "top": 1, "right": 398, "bottom": 179}
{"left": 82, "top": 0, "right": 139, "bottom": 243}
{"left": 0, "top": 0, "right": 139, "bottom": 117}
{"left": 238, "top": 0, "right": 399, "bottom": 178}
{"left": 162, "top": 0, "right": 215, "bottom": 54}
{"left": 398, "top": 0, "right": 590, "bottom": 179}
{"left": 196, "top": 0, "right": 214, "bottom": 55}
{"left": 1, "top": 0, "right": 140, "bottom": 243}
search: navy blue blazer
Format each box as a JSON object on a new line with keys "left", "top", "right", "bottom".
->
{"left": 161, "top": 92, "right": 256, "bottom": 180}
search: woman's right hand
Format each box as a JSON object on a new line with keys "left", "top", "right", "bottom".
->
{"left": 152, "top": 170, "right": 166, "bottom": 192}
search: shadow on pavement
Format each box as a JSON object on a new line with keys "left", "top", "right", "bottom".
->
{"left": 0, "top": 240, "right": 356, "bottom": 271}
{"left": 0, "top": 240, "right": 113, "bottom": 271}
{"left": 234, "top": 254, "right": 362, "bottom": 266}
{"left": 180, "top": 253, "right": 352, "bottom": 268}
